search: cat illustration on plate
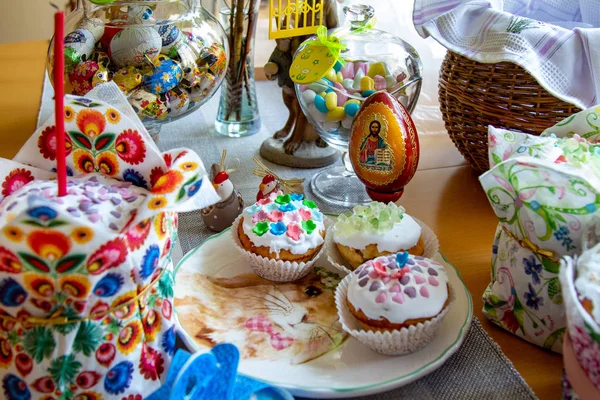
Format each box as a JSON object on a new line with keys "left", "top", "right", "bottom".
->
{"left": 175, "top": 267, "right": 347, "bottom": 364}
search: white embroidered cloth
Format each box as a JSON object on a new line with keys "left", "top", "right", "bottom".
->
{"left": 413, "top": 0, "right": 600, "bottom": 110}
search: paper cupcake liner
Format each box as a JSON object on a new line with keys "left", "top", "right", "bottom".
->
{"left": 335, "top": 273, "right": 454, "bottom": 356}
{"left": 326, "top": 217, "right": 440, "bottom": 275}
{"left": 231, "top": 214, "right": 329, "bottom": 282}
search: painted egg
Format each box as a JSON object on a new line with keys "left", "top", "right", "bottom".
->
{"left": 110, "top": 27, "right": 161, "bottom": 68}
{"left": 348, "top": 92, "right": 419, "bottom": 202}
{"left": 143, "top": 58, "right": 183, "bottom": 94}
{"left": 113, "top": 66, "right": 143, "bottom": 93}
{"left": 128, "top": 87, "right": 169, "bottom": 120}
{"left": 69, "top": 60, "right": 99, "bottom": 95}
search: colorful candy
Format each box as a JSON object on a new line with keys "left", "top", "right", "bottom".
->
{"left": 64, "top": 29, "right": 96, "bottom": 70}
{"left": 325, "top": 92, "right": 337, "bottom": 111}
{"left": 314, "top": 95, "right": 328, "bottom": 113}
{"left": 110, "top": 27, "right": 162, "bottom": 68}
{"left": 113, "top": 66, "right": 143, "bottom": 93}
{"left": 143, "top": 57, "right": 183, "bottom": 94}
{"left": 69, "top": 60, "right": 99, "bottom": 95}
{"left": 156, "top": 23, "right": 184, "bottom": 54}
{"left": 297, "top": 60, "right": 408, "bottom": 139}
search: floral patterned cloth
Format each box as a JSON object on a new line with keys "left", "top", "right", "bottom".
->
{"left": 479, "top": 105, "right": 600, "bottom": 353}
{"left": 0, "top": 93, "right": 219, "bottom": 399}
{"left": 560, "top": 256, "right": 600, "bottom": 394}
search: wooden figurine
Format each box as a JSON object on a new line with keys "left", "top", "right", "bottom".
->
{"left": 201, "top": 150, "right": 244, "bottom": 232}
{"left": 260, "top": 1, "right": 340, "bottom": 168}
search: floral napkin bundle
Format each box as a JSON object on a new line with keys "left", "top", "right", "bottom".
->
{"left": 0, "top": 83, "right": 219, "bottom": 399}
{"left": 479, "top": 105, "right": 600, "bottom": 353}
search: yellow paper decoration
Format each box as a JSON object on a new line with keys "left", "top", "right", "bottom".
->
{"left": 269, "top": 0, "right": 324, "bottom": 39}
{"left": 290, "top": 25, "right": 346, "bottom": 84}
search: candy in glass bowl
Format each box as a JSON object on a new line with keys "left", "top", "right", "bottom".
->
{"left": 291, "top": 4, "right": 422, "bottom": 206}
{"left": 47, "top": 0, "right": 228, "bottom": 141}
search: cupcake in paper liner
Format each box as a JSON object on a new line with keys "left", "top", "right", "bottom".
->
{"left": 326, "top": 202, "right": 440, "bottom": 275}
{"left": 232, "top": 191, "right": 327, "bottom": 282}
{"left": 560, "top": 243, "right": 600, "bottom": 394}
{"left": 336, "top": 252, "right": 453, "bottom": 355}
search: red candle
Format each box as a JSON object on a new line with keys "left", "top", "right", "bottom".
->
{"left": 54, "top": 7, "right": 67, "bottom": 196}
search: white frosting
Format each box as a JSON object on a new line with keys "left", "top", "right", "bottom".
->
{"left": 347, "top": 253, "right": 449, "bottom": 324}
{"left": 575, "top": 244, "right": 600, "bottom": 324}
{"left": 0, "top": 174, "right": 147, "bottom": 232}
{"left": 241, "top": 191, "right": 325, "bottom": 255}
{"left": 334, "top": 214, "right": 421, "bottom": 253}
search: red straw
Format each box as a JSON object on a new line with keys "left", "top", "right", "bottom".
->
{"left": 53, "top": 6, "right": 66, "bottom": 196}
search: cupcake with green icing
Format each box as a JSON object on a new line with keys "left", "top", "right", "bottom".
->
{"left": 232, "top": 191, "right": 327, "bottom": 282}
{"left": 328, "top": 202, "right": 438, "bottom": 272}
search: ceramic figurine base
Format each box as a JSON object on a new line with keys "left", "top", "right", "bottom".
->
{"left": 260, "top": 137, "right": 339, "bottom": 169}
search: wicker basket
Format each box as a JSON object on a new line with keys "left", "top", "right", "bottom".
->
{"left": 438, "top": 51, "right": 580, "bottom": 172}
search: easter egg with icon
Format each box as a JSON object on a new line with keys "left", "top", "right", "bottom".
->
{"left": 348, "top": 92, "right": 419, "bottom": 202}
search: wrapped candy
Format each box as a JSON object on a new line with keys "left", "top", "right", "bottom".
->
{"left": 92, "top": 63, "right": 110, "bottom": 88}
{"left": 64, "top": 29, "right": 96, "bottom": 70}
{"left": 110, "top": 27, "right": 161, "bottom": 68}
{"left": 129, "top": 87, "right": 169, "bottom": 120}
{"left": 69, "top": 60, "right": 99, "bottom": 95}
{"left": 143, "top": 57, "right": 183, "bottom": 94}
{"left": 113, "top": 65, "right": 143, "bottom": 93}
{"left": 156, "top": 23, "right": 184, "bottom": 54}
{"left": 76, "top": 17, "right": 104, "bottom": 41}
{"left": 166, "top": 87, "right": 190, "bottom": 117}
{"left": 199, "top": 43, "right": 227, "bottom": 77}
{"left": 125, "top": 5, "right": 155, "bottom": 24}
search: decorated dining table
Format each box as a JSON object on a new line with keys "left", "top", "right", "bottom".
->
{"left": 6, "top": 0, "right": 600, "bottom": 399}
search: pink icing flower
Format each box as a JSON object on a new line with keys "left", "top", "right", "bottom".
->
{"left": 268, "top": 210, "right": 284, "bottom": 222}
{"left": 287, "top": 224, "right": 302, "bottom": 241}
{"left": 299, "top": 208, "right": 312, "bottom": 221}
{"left": 287, "top": 212, "right": 301, "bottom": 223}
{"left": 252, "top": 210, "right": 268, "bottom": 223}
{"left": 258, "top": 198, "right": 271, "bottom": 205}
{"left": 372, "top": 260, "right": 388, "bottom": 278}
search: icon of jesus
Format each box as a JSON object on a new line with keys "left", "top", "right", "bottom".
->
{"left": 359, "top": 120, "right": 387, "bottom": 165}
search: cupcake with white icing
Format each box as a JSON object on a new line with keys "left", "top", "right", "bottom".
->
{"left": 329, "top": 202, "right": 436, "bottom": 272}
{"left": 232, "top": 191, "right": 327, "bottom": 282}
{"left": 336, "top": 252, "right": 453, "bottom": 355}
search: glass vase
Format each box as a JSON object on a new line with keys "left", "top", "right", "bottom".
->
{"left": 215, "top": 0, "right": 261, "bottom": 137}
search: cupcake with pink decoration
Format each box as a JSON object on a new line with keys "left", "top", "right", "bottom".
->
{"left": 232, "top": 191, "right": 327, "bottom": 282}
{"left": 336, "top": 251, "right": 453, "bottom": 355}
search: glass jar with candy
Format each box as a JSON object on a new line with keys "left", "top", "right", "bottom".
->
{"left": 47, "top": 0, "right": 229, "bottom": 141}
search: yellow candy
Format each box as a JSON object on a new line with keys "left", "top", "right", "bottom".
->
{"left": 367, "top": 62, "right": 387, "bottom": 78}
{"left": 360, "top": 76, "right": 375, "bottom": 91}
{"left": 113, "top": 66, "right": 143, "bottom": 93}
{"left": 325, "top": 92, "right": 338, "bottom": 111}
{"left": 325, "top": 67, "right": 337, "bottom": 83}
{"left": 336, "top": 72, "right": 344, "bottom": 82}
{"left": 344, "top": 99, "right": 360, "bottom": 107}
{"left": 318, "top": 91, "right": 327, "bottom": 98}
{"left": 326, "top": 107, "right": 345, "bottom": 121}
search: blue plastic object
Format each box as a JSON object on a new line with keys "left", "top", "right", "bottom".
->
{"left": 146, "top": 344, "right": 293, "bottom": 400}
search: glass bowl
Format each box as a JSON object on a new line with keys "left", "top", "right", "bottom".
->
{"left": 294, "top": 4, "right": 422, "bottom": 206}
{"left": 48, "top": 0, "right": 229, "bottom": 141}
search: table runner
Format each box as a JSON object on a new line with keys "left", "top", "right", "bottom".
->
{"left": 38, "top": 78, "right": 537, "bottom": 399}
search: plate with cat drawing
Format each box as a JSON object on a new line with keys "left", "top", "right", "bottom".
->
{"left": 174, "top": 225, "right": 473, "bottom": 399}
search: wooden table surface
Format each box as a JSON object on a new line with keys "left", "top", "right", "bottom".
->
{"left": 0, "top": 40, "right": 563, "bottom": 399}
